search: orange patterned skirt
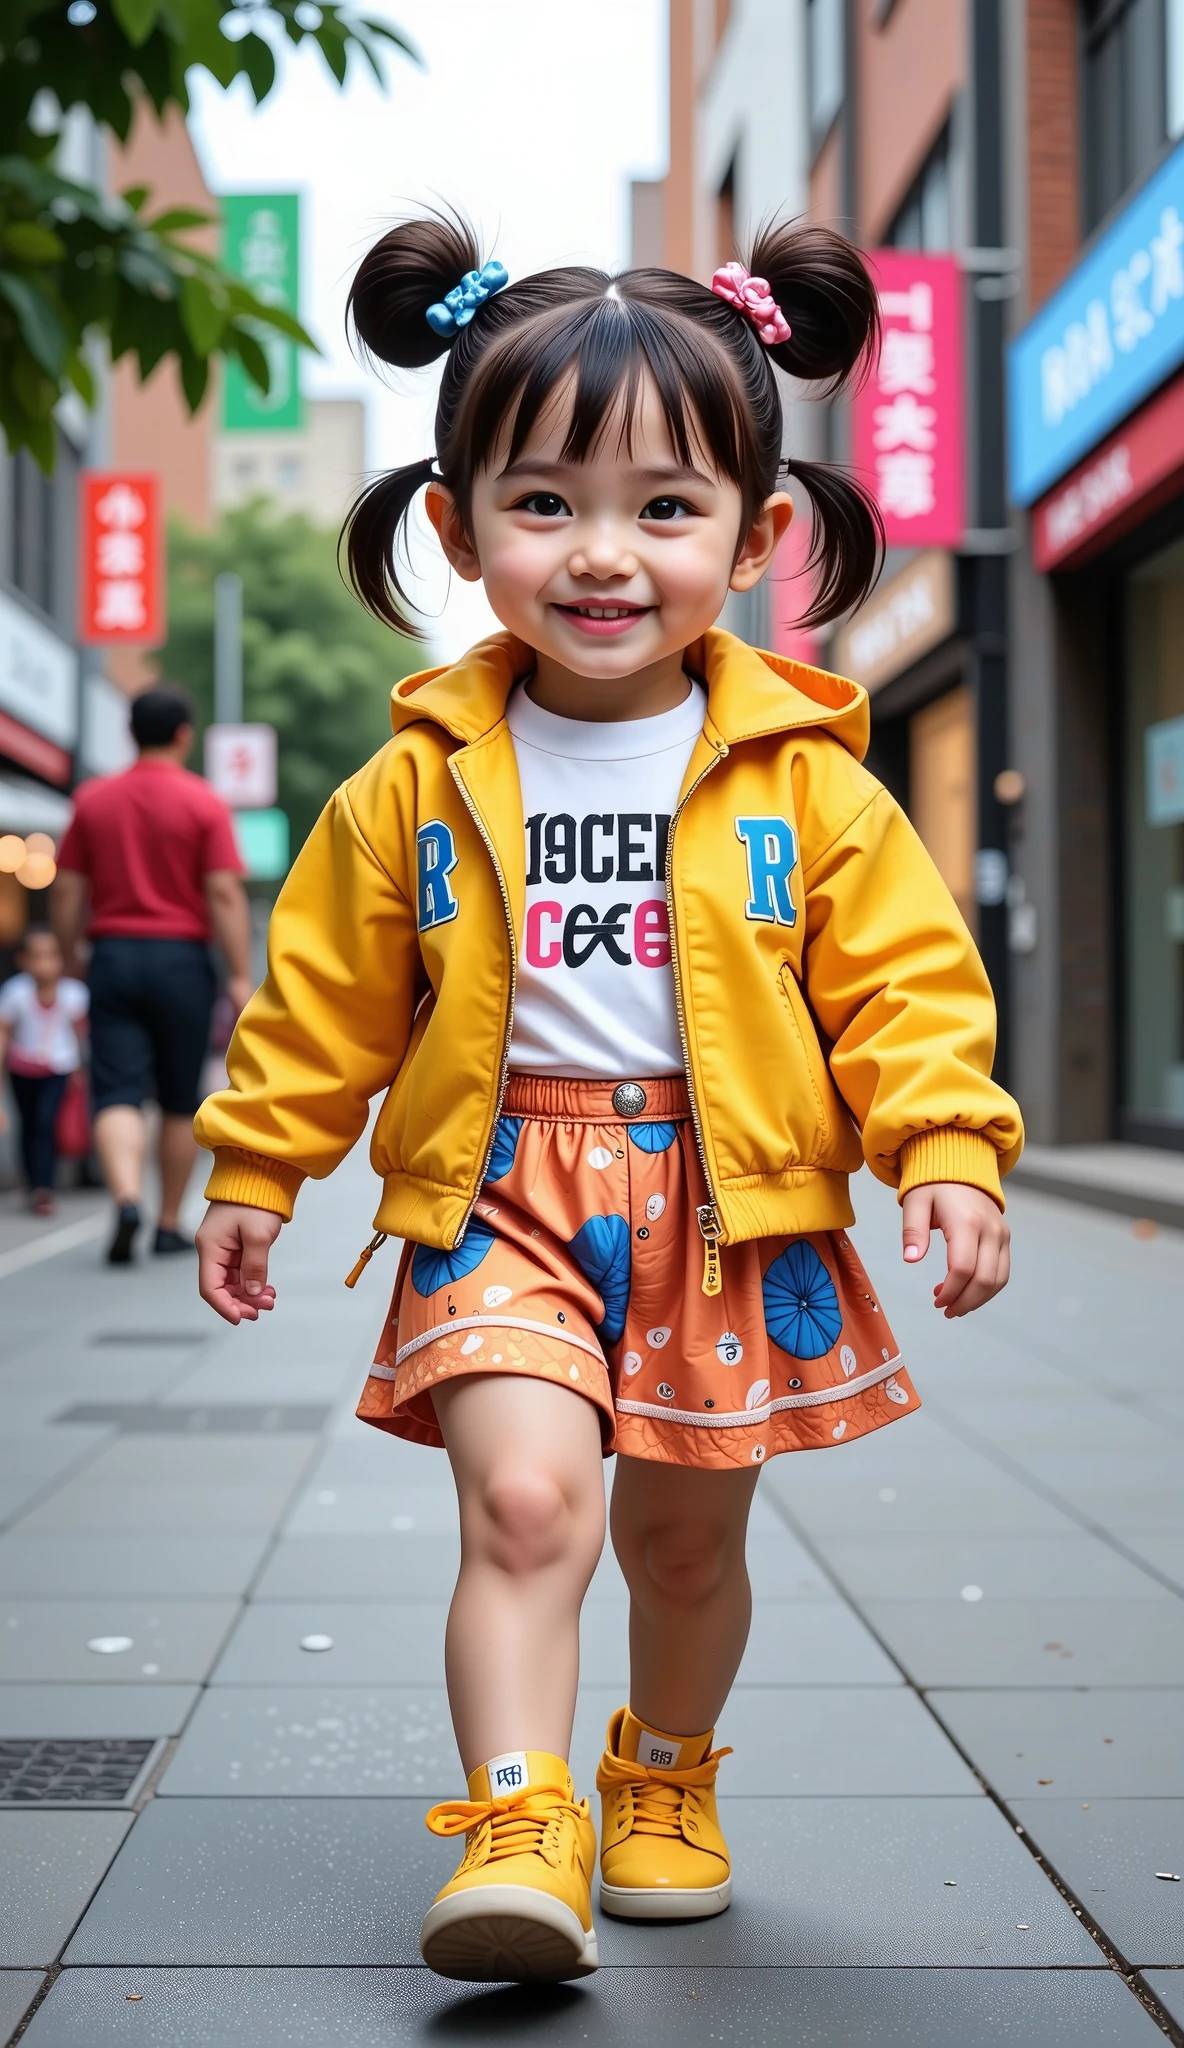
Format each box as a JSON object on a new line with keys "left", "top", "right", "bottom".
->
{"left": 356, "top": 1074, "right": 918, "bottom": 1471}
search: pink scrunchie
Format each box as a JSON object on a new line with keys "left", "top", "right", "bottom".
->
{"left": 710, "top": 261, "right": 792, "bottom": 346}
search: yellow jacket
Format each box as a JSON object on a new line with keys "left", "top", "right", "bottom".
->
{"left": 196, "top": 629, "right": 1023, "bottom": 1253}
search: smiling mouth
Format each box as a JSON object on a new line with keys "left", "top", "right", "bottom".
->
{"left": 555, "top": 602, "right": 650, "bottom": 618}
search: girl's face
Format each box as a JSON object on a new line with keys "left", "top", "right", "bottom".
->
{"left": 426, "top": 374, "right": 792, "bottom": 686}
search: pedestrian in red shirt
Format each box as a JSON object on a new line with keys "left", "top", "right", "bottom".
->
{"left": 53, "top": 686, "right": 252, "bottom": 1264}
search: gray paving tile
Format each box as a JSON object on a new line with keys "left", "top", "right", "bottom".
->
{"left": 0, "top": 1812, "right": 132, "bottom": 1967}
{"left": 1013, "top": 1799, "right": 1184, "bottom": 1965}
{"left": 283, "top": 1485, "right": 460, "bottom": 1537}
{"left": 25, "top": 1966, "right": 1163, "bottom": 2046}
{"left": 252, "top": 1535, "right": 461, "bottom": 1603}
{"left": 598, "top": 1794, "right": 1098, "bottom": 1964}
{"left": 0, "top": 1601, "right": 240, "bottom": 1683}
{"left": 814, "top": 1533, "right": 1173, "bottom": 1601}
{"left": 0, "top": 1685, "right": 198, "bottom": 1738}
{"left": 766, "top": 1466, "right": 1074, "bottom": 1536}
{"left": 1145, "top": 1973, "right": 1184, "bottom": 2029}
{"left": 863, "top": 1597, "right": 1184, "bottom": 1687}
{"left": 571, "top": 1684, "right": 979, "bottom": 1795}
{"left": 78, "top": 1436, "right": 315, "bottom": 1487}
{"left": 158, "top": 1686, "right": 460, "bottom": 1797}
{"left": 212, "top": 1603, "right": 445, "bottom": 1685}
{"left": 1118, "top": 1536, "right": 1184, "bottom": 1589}
{"left": 16, "top": 1483, "right": 296, "bottom": 1536}
{"left": 577, "top": 1601, "right": 900, "bottom": 1688}
{"left": 0, "top": 1972, "right": 44, "bottom": 2042}
{"left": 0, "top": 1533, "right": 271, "bottom": 1598}
{"left": 932, "top": 1689, "right": 1184, "bottom": 1799}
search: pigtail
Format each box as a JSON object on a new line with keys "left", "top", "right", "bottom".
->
{"left": 341, "top": 456, "right": 437, "bottom": 637}
{"left": 737, "top": 220, "right": 884, "bottom": 627}
{"left": 347, "top": 208, "right": 482, "bottom": 372}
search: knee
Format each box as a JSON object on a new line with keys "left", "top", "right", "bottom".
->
{"left": 639, "top": 1521, "right": 737, "bottom": 1608}
{"left": 475, "top": 1468, "right": 595, "bottom": 1579}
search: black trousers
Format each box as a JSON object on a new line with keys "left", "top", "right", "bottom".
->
{"left": 9, "top": 1071, "right": 68, "bottom": 1192}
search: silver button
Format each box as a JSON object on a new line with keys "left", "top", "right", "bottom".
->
{"left": 611, "top": 1082, "right": 647, "bottom": 1118}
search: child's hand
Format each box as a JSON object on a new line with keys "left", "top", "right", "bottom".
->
{"left": 197, "top": 1201, "right": 283, "bottom": 1324}
{"left": 900, "top": 1182, "right": 1010, "bottom": 1317}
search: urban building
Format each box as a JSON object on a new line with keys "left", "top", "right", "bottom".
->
{"left": 213, "top": 397, "right": 368, "bottom": 529}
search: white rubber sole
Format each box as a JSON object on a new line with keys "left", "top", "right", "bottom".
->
{"left": 420, "top": 1884, "right": 599, "bottom": 1982}
{"left": 599, "top": 1876, "right": 732, "bottom": 1921}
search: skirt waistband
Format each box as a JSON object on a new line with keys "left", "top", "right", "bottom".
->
{"left": 503, "top": 1074, "right": 691, "bottom": 1123}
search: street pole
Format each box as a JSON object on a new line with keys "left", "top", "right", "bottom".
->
{"left": 214, "top": 571, "right": 243, "bottom": 727}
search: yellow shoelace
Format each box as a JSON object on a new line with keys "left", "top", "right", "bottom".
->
{"left": 425, "top": 1782, "right": 584, "bottom": 1861}
{"left": 594, "top": 1747, "right": 732, "bottom": 1838}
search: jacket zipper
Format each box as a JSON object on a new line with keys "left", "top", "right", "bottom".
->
{"left": 447, "top": 757, "right": 518, "bottom": 1247}
{"left": 666, "top": 737, "right": 728, "bottom": 1293}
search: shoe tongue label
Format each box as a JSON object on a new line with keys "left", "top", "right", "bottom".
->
{"left": 486, "top": 1750, "right": 530, "bottom": 1794}
{"left": 636, "top": 1730, "right": 682, "bottom": 1770}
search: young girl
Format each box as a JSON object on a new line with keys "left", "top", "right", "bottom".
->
{"left": 0, "top": 927, "right": 89, "bottom": 1217}
{"left": 195, "top": 214, "right": 1022, "bottom": 1985}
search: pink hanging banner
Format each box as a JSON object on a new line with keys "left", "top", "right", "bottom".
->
{"left": 852, "top": 251, "right": 964, "bottom": 549}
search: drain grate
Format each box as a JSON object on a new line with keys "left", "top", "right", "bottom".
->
{"left": 0, "top": 1738, "right": 160, "bottom": 1807}
{"left": 54, "top": 1402, "right": 331, "bottom": 1434}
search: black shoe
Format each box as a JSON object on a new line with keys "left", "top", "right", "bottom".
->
{"left": 107, "top": 1203, "right": 141, "bottom": 1265}
{"left": 153, "top": 1226, "right": 195, "bottom": 1256}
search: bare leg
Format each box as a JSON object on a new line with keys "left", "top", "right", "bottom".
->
{"left": 610, "top": 1456, "right": 761, "bottom": 1735}
{"left": 158, "top": 1112, "right": 199, "bottom": 1231}
{"left": 433, "top": 1374, "right": 606, "bottom": 1774}
{"left": 93, "top": 1105, "right": 146, "bottom": 1208}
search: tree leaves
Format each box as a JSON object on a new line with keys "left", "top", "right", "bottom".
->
{"left": 1, "top": 0, "right": 420, "bottom": 465}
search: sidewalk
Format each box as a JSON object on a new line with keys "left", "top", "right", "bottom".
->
{"left": 1, "top": 1154, "right": 1182, "bottom": 2045}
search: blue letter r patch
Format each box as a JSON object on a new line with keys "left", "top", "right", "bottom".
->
{"left": 735, "top": 816, "right": 798, "bottom": 926}
{"left": 417, "top": 820, "right": 459, "bottom": 930}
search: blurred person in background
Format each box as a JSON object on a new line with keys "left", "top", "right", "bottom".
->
{"left": 0, "top": 928, "right": 89, "bottom": 1218}
{"left": 52, "top": 685, "right": 252, "bottom": 1265}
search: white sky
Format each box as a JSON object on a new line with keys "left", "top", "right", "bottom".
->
{"left": 189, "top": 0, "right": 666, "bottom": 657}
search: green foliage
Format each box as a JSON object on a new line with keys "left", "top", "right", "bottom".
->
{"left": 0, "top": 0, "right": 419, "bottom": 466}
{"left": 162, "top": 500, "right": 423, "bottom": 856}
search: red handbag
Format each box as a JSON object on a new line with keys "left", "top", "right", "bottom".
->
{"left": 55, "top": 1069, "right": 92, "bottom": 1159}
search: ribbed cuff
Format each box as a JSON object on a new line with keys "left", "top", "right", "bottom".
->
{"left": 204, "top": 1147, "right": 306, "bottom": 1221}
{"left": 896, "top": 1128, "right": 1005, "bottom": 1210}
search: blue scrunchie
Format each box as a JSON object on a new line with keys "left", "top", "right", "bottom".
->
{"left": 425, "top": 260, "right": 509, "bottom": 337}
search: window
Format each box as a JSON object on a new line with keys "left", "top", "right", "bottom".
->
{"left": 717, "top": 158, "right": 736, "bottom": 269}
{"left": 884, "top": 127, "right": 951, "bottom": 251}
{"left": 275, "top": 457, "right": 303, "bottom": 489}
{"left": 808, "top": 0, "right": 844, "bottom": 143}
{"left": 11, "top": 451, "right": 53, "bottom": 617}
{"left": 1082, "top": 0, "right": 1172, "bottom": 231}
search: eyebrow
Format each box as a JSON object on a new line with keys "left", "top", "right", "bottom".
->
{"left": 498, "top": 458, "right": 713, "bottom": 486}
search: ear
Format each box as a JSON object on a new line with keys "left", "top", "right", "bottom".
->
{"left": 730, "top": 491, "right": 794, "bottom": 594}
{"left": 425, "top": 483, "right": 483, "bottom": 584}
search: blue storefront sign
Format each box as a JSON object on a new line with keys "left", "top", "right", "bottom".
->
{"left": 1009, "top": 141, "right": 1184, "bottom": 506}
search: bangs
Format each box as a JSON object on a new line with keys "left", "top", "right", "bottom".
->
{"left": 458, "top": 296, "right": 766, "bottom": 505}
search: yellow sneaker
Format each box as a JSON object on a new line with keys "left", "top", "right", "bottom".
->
{"left": 421, "top": 1750, "right": 598, "bottom": 1981}
{"left": 596, "top": 1706, "right": 732, "bottom": 1920}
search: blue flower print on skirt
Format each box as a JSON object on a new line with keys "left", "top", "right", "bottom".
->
{"left": 763, "top": 1239, "right": 843, "bottom": 1360}
{"left": 484, "top": 1115, "right": 523, "bottom": 1183}
{"left": 627, "top": 1121, "right": 678, "bottom": 1153}
{"left": 568, "top": 1213, "right": 631, "bottom": 1343}
{"left": 411, "top": 1219, "right": 496, "bottom": 1298}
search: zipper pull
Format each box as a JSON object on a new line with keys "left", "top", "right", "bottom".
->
{"left": 344, "top": 1231, "right": 387, "bottom": 1289}
{"left": 697, "top": 1204, "right": 723, "bottom": 1296}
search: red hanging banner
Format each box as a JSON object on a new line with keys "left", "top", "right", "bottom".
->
{"left": 851, "top": 252, "right": 964, "bottom": 550}
{"left": 79, "top": 472, "right": 165, "bottom": 647}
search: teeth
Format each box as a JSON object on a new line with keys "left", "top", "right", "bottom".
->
{"left": 568, "top": 605, "right": 636, "bottom": 619}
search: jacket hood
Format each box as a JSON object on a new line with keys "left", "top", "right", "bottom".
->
{"left": 389, "top": 627, "right": 870, "bottom": 762}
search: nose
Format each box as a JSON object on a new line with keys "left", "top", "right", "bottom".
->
{"left": 568, "top": 519, "right": 639, "bottom": 583}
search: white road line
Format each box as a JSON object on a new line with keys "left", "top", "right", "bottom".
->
{"left": 0, "top": 1212, "right": 108, "bottom": 1280}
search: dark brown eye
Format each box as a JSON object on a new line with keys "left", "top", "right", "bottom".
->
{"left": 517, "top": 492, "right": 569, "bottom": 517}
{"left": 641, "top": 497, "right": 692, "bottom": 521}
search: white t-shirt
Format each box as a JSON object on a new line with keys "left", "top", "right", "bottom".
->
{"left": 0, "top": 974, "right": 88, "bottom": 1076}
{"left": 506, "top": 680, "right": 706, "bottom": 1078}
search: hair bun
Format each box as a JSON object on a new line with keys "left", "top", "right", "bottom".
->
{"left": 347, "top": 210, "right": 482, "bottom": 370}
{"left": 747, "top": 220, "right": 879, "bottom": 392}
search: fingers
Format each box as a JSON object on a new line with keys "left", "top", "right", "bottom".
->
{"left": 900, "top": 1186, "right": 933, "bottom": 1264}
{"left": 237, "top": 1214, "right": 275, "bottom": 1300}
{"left": 935, "top": 1216, "right": 1011, "bottom": 1317}
{"left": 196, "top": 1207, "right": 280, "bottom": 1326}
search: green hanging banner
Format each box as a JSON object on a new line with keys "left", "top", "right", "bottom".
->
{"left": 222, "top": 192, "right": 303, "bottom": 432}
